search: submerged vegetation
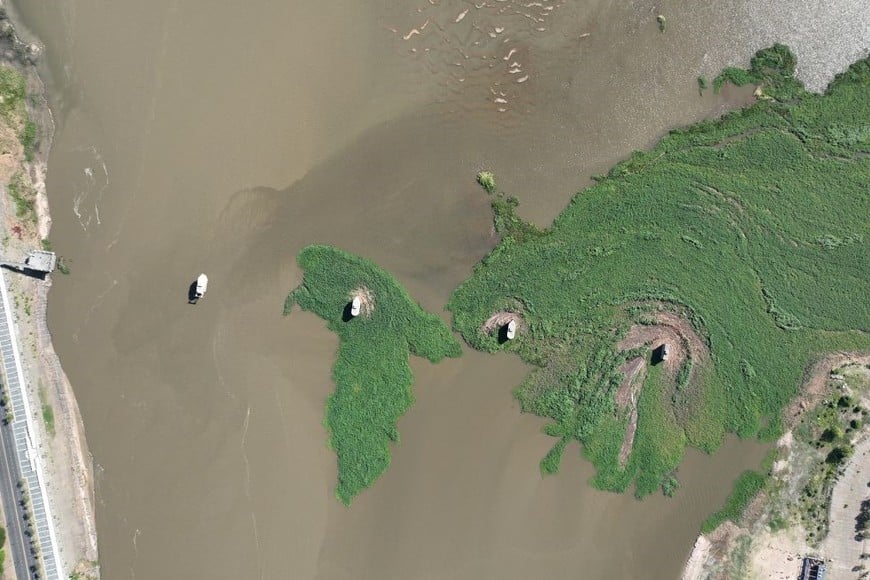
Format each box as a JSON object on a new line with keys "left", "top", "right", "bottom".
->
{"left": 286, "top": 245, "right": 461, "bottom": 504}
{"left": 448, "top": 46, "right": 870, "bottom": 498}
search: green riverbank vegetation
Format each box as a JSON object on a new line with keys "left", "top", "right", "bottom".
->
{"left": 448, "top": 46, "right": 870, "bottom": 499}
{"left": 38, "top": 385, "right": 54, "bottom": 437}
{"left": 0, "top": 65, "right": 37, "bottom": 162}
{"left": 0, "top": 65, "right": 40, "bottom": 231}
{"left": 286, "top": 245, "right": 461, "bottom": 504}
{"left": 701, "top": 469, "right": 766, "bottom": 533}
{"left": 686, "top": 362, "right": 870, "bottom": 578}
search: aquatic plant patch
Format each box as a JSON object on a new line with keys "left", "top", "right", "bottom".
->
{"left": 448, "top": 46, "right": 870, "bottom": 498}
{"left": 286, "top": 245, "right": 461, "bottom": 504}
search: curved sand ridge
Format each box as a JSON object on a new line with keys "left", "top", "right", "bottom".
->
{"left": 615, "top": 308, "right": 710, "bottom": 465}
{"left": 349, "top": 285, "right": 376, "bottom": 318}
{"left": 481, "top": 310, "right": 524, "bottom": 336}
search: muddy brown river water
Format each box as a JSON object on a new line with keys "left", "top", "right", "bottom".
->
{"left": 13, "top": 0, "right": 850, "bottom": 577}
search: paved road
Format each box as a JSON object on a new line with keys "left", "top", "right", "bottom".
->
{"left": 824, "top": 436, "right": 870, "bottom": 580}
{"left": 0, "top": 270, "right": 61, "bottom": 579}
{"left": 0, "top": 408, "right": 36, "bottom": 579}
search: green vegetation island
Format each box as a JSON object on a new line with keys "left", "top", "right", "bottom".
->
{"left": 285, "top": 245, "right": 461, "bottom": 504}
{"left": 287, "top": 46, "right": 869, "bottom": 509}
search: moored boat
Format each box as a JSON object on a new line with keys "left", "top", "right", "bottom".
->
{"left": 196, "top": 273, "right": 208, "bottom": 298}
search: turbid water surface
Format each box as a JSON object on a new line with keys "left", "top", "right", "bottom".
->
{"left": 11, "top": 0, "right": 865, "bottom": 577}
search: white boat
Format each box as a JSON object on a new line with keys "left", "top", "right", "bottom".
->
{"left": 196, "top": 273, "right": 208, "bottom": 298}
{"left": 506, "top": 319, "right": 517, "bottom": 340}
{"left": 350, "top": 296, "right": 361, "bottom": 317}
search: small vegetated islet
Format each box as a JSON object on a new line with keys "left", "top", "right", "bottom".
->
{"left": 447, "top": 45, "right": 870, "bottom": 503}
{"left": 477, "top": 170, "right": 497, "bottom": 194}
{"left": 286, "top": 245, "right": 461, "bottom": 504}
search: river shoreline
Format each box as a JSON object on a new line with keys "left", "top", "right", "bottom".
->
{"left": 3, "top": 0, "right": 866, "bottom": 576}
{"left": 0, "top": 1, "right": 99, "bottom": 577}
{"left": 681, "top": 357, "right": 870, "bottom": 580}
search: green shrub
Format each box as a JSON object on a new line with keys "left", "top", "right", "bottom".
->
{"left": 826, "top": 445, "right": 852, "bottom": 465}
{"left": 662, "top": 475, "right": 680, "bottom": 497}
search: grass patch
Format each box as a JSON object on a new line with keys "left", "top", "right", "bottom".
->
{"left": 702, "top": 470, "right": 766, "bottom": 533}
{"left": 38, "top": 386, "right": 54, "bottom": 436}
{"left": 447, "top": 46, "right": 870, "bottom": 498}
{"left": 6, "top": 172, "right": 35, "bottom": 222}
{"left": 0, "top": 66, "right": 37, "bottom": 163}
{"left": 0, "top": 66, "right": 25, "bottom": 122}
{"left": 42, "top": 403, "right": 54, "bottom": 436}
{"left": 20, "top": 119, "right": 36, "bottom": 161}
{"left": 286, "top": 245, "right": 461, "bottom": 504}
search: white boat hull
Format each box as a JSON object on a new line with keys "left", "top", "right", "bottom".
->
{"left": 196, "top": 274, "right": 208, "bottom": 297}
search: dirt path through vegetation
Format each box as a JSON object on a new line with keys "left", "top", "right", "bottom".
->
{"left": 615, "top": 309, "right": 710, "bottom": 465}
{"left": 615, "top": 357, "right": 647, "bottom": 466}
